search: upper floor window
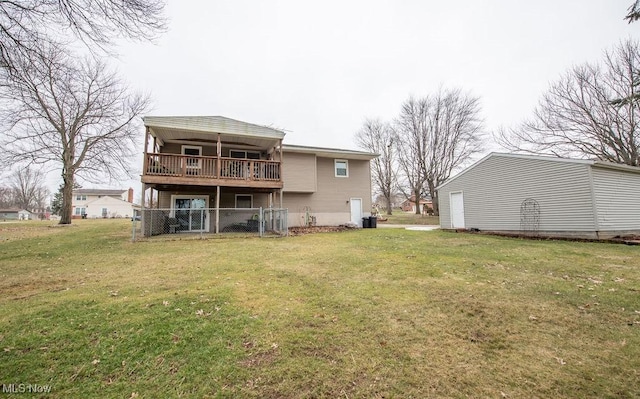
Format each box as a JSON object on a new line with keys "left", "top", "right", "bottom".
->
{"left": 335, "top": 160, "right": 348, "bottom": 177}
{"left": 75, "top": 195, "right": 87, "bottom": 201}
{"left": 230, "top": 150, "right": 260, "bottom": 159}
{"left": 182, "top": 145, "right": 202, "bottom": 169}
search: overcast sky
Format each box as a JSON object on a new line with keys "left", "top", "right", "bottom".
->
{"left": 103, "top": 0, "right": 638, "bottom": 191}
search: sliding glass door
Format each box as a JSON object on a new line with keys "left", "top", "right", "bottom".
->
{"left": 171, "top": 195, "right": 209, "bottom": 232}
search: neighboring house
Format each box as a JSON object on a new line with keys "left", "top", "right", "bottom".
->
{"left": 72, "top": 188, "right": 134, "bottom": 219}
{"left": 0, "top": 209, "right": 31, "bottom": 220}
{"left": 400, "top": 195, "right": 433, "bottom": 214}
{"left": 140, "top": 116, "right": 377, "bottom": 235}
{"left": 437, "top": 152, "right": 640, "bottom": 239}
{"left": 0, "top": 209, "right": 19, "bottom": 220}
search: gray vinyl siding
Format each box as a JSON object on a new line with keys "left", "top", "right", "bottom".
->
{"left": 591, "top": 167, "right": 640, "bottom": 231}
{"left": 438, "top": 155, "right": 597, "bottom": 232}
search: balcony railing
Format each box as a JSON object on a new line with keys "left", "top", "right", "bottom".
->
{"left": 144, "top": 153, "right": 281, "bottom": 182}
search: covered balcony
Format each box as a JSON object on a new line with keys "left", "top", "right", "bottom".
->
{"left": 143, "top": 153, "right": 282, "bottom": 188}
{"left": 140, "top": 116, "right": 285, "bottom": 190}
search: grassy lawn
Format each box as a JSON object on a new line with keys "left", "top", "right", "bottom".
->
{"left": 1, "top": 219, "right": 639, "bottom": 398}
{"left": 379, "top": 210, "right": 440, "bottom": 225}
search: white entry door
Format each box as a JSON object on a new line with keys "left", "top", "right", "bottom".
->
{"left": 450, "top": 192, "right": 465, "bottom": 229}
{"left": 350, "top": 198, "right": 362, "bottom": 227}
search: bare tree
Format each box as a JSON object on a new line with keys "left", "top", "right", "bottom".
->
{"left": 355, "top": 118, "right": 397, "bottom": 215}
{"left": 396, "top": 90, "right": 484, "bottom": 215}
{"left": 395, "top": 97, "right": 430, "bottom": 215}
{"left": 424, "top": 89, "right": 484, "bottom": 215}
{"left": 0, "top": 186, "right": 15, "bottom": 208}
{"left": 498, "top": 39, "right": 640, "bottom": 167}
{"left": 9, "top": 166, "right": 49, "bottom": 211}
{"left": 626, "top": 1, "right": 640, "bottom": 22}
{"left": 0, "top": 44, "right": 150, "bottom": 224}
{"left": 0, "top": 0, "right": 166, "bottom": 72}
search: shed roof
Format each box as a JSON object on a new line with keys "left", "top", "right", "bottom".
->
{"left": 437, "top": 152, "right": 640, "bottom": 190}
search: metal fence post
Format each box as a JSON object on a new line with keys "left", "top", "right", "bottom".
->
{"left": 259, "top": 207, "right": 263, "bottom": 237}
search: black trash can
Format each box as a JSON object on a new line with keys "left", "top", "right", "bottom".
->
{"left": 362, "top": 217, "right": 370, "bottom": 228}
{"left": 369, "top": 216, "right": 377, "bottom": 228}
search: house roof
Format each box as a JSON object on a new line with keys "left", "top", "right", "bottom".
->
{"left": 85, "top": 195, "right": 134, "bottom": 207}
{"left": 74, "top": 189, "right": 127, "bottom": 196}
{"left": 283, "top": 144, "right": 378, "bottom": 160}
{"left": 437, "top": 152, "right": 640, "bottom": 190}
{"left": 143, "top": 116, "right": 286, "bottom": 148}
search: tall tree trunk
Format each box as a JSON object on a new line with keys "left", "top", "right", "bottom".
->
{"left": 413, "top": 188, "right": 421, "bottom": 215}
{"left": 426, "top": 180, "right": 439, "bottom": 216}
{"left": 385, "top": 195, "right": 392, "bottom": 215}
{"left": 60, "top": 172, "right": 74, "bottom": 225}
{"left": 432, "top": 192, "right": 440, "bottom": 216}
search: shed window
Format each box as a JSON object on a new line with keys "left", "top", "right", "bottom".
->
{"left": 335, "top": 160, "right": 348, "bottom": 177}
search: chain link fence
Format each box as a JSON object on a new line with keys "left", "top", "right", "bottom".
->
{"left": 131, "top": 208, "right": 288, "bottom": 241}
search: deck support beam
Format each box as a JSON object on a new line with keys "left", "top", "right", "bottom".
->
{"left": 215, "top": 185, "right": 220, "bottom": 234}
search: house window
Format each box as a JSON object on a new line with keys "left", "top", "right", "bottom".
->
{"left": 75, "top": 195, "right": 87, "bottom": 201}
{"left": 335, "top": 160, "right": 348, "bottom": 177}
{"left": 235, "top": 194, "right": 253, "bottom": 209}
{"left": 182, "top": 145, "right": 202, "bottom": 169}
{"left": 74, "top": 207, "right": 86, "bottom": 215}
{"left": 230, "top": 150, "right": 261, "bottom": 159}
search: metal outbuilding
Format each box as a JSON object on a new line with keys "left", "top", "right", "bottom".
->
{"left": 437, "top": 153, "right": 640, "bottom": 239}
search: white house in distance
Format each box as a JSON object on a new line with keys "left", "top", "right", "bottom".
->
{"left": 437, "top": 153, "right": 640, "bottom": 239}
{"left": 72, "top": 188, "right": 135, "bottom": 219}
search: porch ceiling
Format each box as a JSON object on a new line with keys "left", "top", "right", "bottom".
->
{"left": 145, "top": 183, "right": 280, "bottom": 194}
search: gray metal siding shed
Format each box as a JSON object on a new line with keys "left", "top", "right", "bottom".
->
{"left": 591, "top": 166, "right": 640, "bottom": 232}
{"left": 438, "top": 154, "right": 597, "bottom": 232}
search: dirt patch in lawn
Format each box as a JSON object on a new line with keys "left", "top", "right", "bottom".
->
{"left": 288, "top": 226, "right": 355, "bottom": 236}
